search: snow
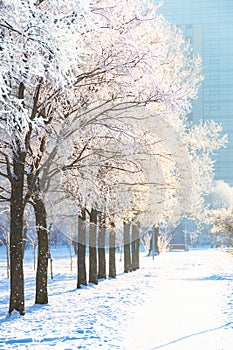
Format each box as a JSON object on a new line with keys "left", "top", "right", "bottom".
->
{"left": 0, "top": 247, "right": 232, "bottom": 349}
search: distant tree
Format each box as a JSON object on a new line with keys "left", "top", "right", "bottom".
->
{"left": 77, "top": 209, "right": 87, "bottom": 288}
{"left": 98, "top": 213, "right": 107, "bottom": 279}
{"left": 124, "top": 220, "right": 132, "bottom": 273}
{"left": 0, "top": 213, "right": 10, "bottom": 278}
{"left": 183, "top": 120, "right": 227, "bottom": 224}
{"left": 208, "top": 208, "right": 233, "bottom": 247}
{"left": 109, "top": 218, "right": 116, "bottom": 278}
{"left": 132, "top": 221, "right": 140, "bottom": 270}
{"left": 26, "top": 228, "right": 37, "bottom": 271}
{"left": 89, "top": 209, "right": 98, "bottom": 285}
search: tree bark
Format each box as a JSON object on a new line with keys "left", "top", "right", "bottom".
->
{"left": 153, "top": 226, "right": 159, "bottom": 255}
{"left": 77, "top": 209, "right": 87, "bottom": 288}
{"left": 132, "top": 221, "right": 140, "bottom": 271}
{"left": 9, "top": 150, "right": 26, "bottom": 315}
{"left": 109, "top": 219, "right": 116, "bottom": 278}
{"left": 89, "top": 209, "right": 98, "bottom": 284}
{"left": 98, "top": 214, "right": 106, "bottom": 279}
{"left": 135, "top": 225, "right": 140, "bottom": 270}
{"left": 131, "top": 222, "right": 138, "bottom": 271}
{"left": 123, "top": 220, "right": 132, "bottom": 273}
{"left": 33, "top": 195, "right": 49, "bottom": 304}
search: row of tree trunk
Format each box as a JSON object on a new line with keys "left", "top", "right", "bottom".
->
{"left": 8, "top": 152, "right": 141, "bottom": 316}
{"left": 77, "top": 209, "right": 141, "bottom": 288}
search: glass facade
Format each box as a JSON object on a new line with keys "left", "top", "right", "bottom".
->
{"left": 157, "top": 0, "right": 233, "bottom": 185}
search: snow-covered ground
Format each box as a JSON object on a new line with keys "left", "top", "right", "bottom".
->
{"left": 0, "top": 246, "right": 232, "bottom": 349}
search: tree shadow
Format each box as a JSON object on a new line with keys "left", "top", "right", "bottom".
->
{"left": 150, "top": 322, "right": 233, "bottom": 349}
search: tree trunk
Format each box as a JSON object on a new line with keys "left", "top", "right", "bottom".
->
{"left": 109, "top": 220, "right": 116, "bottom": 278}
{"left": 131, "top": 229, "right": 136, "bottom": 271}
{"left": 132, "top": 222, "right": 139, "bottom": 271}
{"left": 153, "top": 226, "right": 159, "bottom": 255}
{"left": 132, "top": 221, "right": 140, "bottom": 270}
{"left": 123, "top": 220, "right": 132, "bottom": 273}
{"left": 77, "top": 210, "right": 87, "bottom": 288}
{"left": 135, "top": 224, "right": 140, "bottom": 270}
{"left": 98, "top": 214, "right": 106, "bottom": 279}
{"left": 9, "top": 150, "right": 26, "bottom": 316}
{"left": 33, "top": 196, "right": 48, "bottom": 304}
{"left": 89, "top": 209, "right": 98, "bottom": 284}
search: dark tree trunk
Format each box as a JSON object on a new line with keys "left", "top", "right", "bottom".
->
{"left": 132, "top": 221, "right": 140, "bottom": 271}
{"left": 147, "top": 226, "right": 160, "bottom": 257}
{"left": 135, "top": 228, "right": 140, "bottom": 270}
{"left": 131, "top": 233, "right": 136, "bottom": 271}
{"left": 132, "top": 222, "right": 138, "bottom": 271}
{"left": 77, "top": 209, "right": 87, "bottom": 288}
{"left": 98, "top": 214, "right": 106, "bottom": 279}
{"left": 33, "top": 195, "right": 48, "bottom": 304}
{"left": 9, "top": 150, "right": 26, "bottom": 316}
{"left": 89, "top": 209, "right": 98, "bottom": 284}
{"left": 123, "top": 220, "right": 132, "bottom": 273}
{"left": 153, "top": 226, "right": 159, "bottom": 255}
{"left": 109, "top": 219, "right": 116, "bottom": 278}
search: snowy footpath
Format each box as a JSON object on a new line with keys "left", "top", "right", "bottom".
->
{"left": 0, "top": 248, "right": 232, "bottom": 349}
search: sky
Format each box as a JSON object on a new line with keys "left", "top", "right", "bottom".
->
{"left": 158, "top": 0, "right": 233, "bottom": 186}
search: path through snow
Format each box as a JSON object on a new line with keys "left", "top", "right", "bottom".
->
{"left": 0, "top": 248, "right": 232, "bottom": 349}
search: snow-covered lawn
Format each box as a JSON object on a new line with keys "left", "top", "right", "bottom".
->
{"left": 0, "top": 247, "right": 232, "bottom": 349}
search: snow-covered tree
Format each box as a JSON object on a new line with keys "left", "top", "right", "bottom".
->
{"left": 208, "top": 207, "right": 233, "bottom": 247}
{"left": 205, "top": 181, "right": 233, "bottom": 247}
{"left": 183, "top": 120, "right": 227, "bottom": 223}
{"left": 0, "top": 0, "right": 204, "bottom": 315}
{"left": 0, "top": 0, "right": 94, "bottom": 314}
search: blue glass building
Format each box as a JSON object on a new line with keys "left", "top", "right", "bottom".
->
{"left": 157, "top": 0, "right": 233, "bottom": 185}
